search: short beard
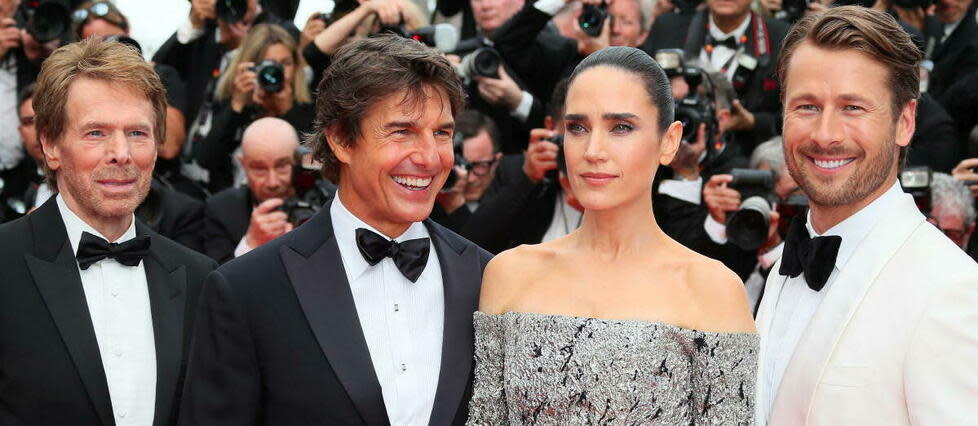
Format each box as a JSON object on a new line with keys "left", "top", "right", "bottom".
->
{"left": 787, "top": 130, "right": 899, "bottom": 208}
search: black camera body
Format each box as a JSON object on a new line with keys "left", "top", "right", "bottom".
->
{"left": 25, "top": 1, "right": 70, "bottom": 43}
{"left": 653, "top": 50, "right": 718, "bottom": 145}
{"left": 443, "top": 133, "right": 471, "bottom": 191}
{"left": 578, "top": 4, "right": 608, "bottom": 37}
{"left": 251, "top": 60, "right": 285, "bottom": 93}
{"left": 726, "top": 168, "right": 776, "bottom": 250}
{"left": 455, "top": 46, "right": 502, "bottom": 83}
{"left": 216, "top": 0, "right": 248, "bottom": 23}
{"left": 276, "top": 149, "right": 334, "bottom": 226}
{"left": 900, "top": 166, "right": 932, "bottom": 214}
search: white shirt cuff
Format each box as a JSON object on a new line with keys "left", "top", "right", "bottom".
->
{"left": 510, "top": 91, "right": 533, "bottom": 122}
{"left": 704, "top": 215, "right": 728, "bottom": 244}
{"left": 534, "top": 0, "right": 566, "bottom": 16}
{"left": 176, "top": 19, "right": 206, "bottom": 44}
{"left": 657, "top": 177, "right": 703, "bottom": 205}
{"left": 233, "top": 236, "right": 254, "bottom": 258}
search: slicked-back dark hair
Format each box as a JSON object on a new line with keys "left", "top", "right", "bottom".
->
{"left": 568, "top": 46, "right": 674, "bottom": 133}
{"left": 305, "top": 34, "right": 466, "bottom": 182}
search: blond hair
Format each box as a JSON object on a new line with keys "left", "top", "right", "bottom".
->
{"left": 33, "top": 37, "right": 166, "bottom": 190}
{"left": 214, "top": 24, "right": 312, "bottom": 104}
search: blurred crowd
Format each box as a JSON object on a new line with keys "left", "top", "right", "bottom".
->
{"left": 1, "top": 0, "right": 976, "bottom": 287}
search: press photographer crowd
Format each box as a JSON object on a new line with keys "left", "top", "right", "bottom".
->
{"left": 0, "top": 0, "right": 977, "bottom": 423}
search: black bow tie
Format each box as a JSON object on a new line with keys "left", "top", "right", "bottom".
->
{"left": 711, "top": 35, "right": 740, "bottom": 50}
{"left": 355, "top": 228, "right": 430, "bottom": 283}
{"left": 779, "top": 216, "right": 841, "bottom": 291}
{"left": 76, "top": 231, "right": 151, "bottom": 270}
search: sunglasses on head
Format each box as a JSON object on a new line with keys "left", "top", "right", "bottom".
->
{"left": 72, "top": 2, "right": 112, "bottom": 24}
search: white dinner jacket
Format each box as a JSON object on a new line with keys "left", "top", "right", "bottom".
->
{"left": 755, "top": 193, "right": 978, "bottom": 425}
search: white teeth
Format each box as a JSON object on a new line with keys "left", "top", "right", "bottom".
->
{"left": 814, "top": 158, "right": 854, "bottom": 169}
{"left": 392, "top": 176, "right": 432, "bottom": 188}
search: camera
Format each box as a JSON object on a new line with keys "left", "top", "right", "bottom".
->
{"left": 655, "top": 49, "right": 718, "bottom": 145}
{"left": 24, "top": 1, "right": 70, "bottom": 43}
{"left": 775, "top": 193, "right": 809, "bottom": 239}
{"left": 542, "top": 134, "right": 566, "bottom": 184}
{"left": 726, "top": 168, "right": 776, "bottom": 250}
{"left": 314, "top": 11, "right": 334, "bottom": 25}
{"left": 900, "top": 166, "right": 932, "bottom": 214}
{"left": 251, "top": 60, "right": 285, "bottom": 93}
{"left": 216, "top": 0, "right": 248, "bottom": 23}
{"left": 781, "top": 0, "right": 810, "bottom": 21}
{"left": 277, "top": 148, "right": 333, "bottom": 226}
{"left": 578, "top": 3, "right": 608, "bottom": 37}
{"left": 455, "top": 47, "right": 502, "bottom": 84}
{"left": 443, "top": 133, "right": 471, "bottom": 191}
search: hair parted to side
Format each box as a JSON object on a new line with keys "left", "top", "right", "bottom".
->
{"left": 568, "top": 46, "right": 675, "bottom": 133}
{"left": 33, "top": 37, "right": 166, "bottom": 191}
{"left": 777, "top": 6, "right": 922, "bottom": 119}
{"left": 305, "top": 34, "right": 466, "bottom": 183}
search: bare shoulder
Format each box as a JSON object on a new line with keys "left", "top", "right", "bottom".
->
{"left": 684, "top": 257, "right": 756, "bottom": 333}
{"left": 478, "top": 244, "right": 558, "bottom": 315}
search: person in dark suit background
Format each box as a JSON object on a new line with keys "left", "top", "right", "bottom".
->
{"left": 642, "top": 0, "right": 789, "bottom": 155}
{"left": 179, "top": 35, "right": 492, "bottom": 426}
{"left": 928, "top": 0, "right": 978, "bottom": 101}
{"left": 0, "top": 37, "right": 215, "bottom": 426}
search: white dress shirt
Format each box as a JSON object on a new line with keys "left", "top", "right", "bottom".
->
{"left": 330, "top": 192, "right": 444, "bottom": 426}
{"left": 760, "top": 181, "right": 905, "bottom": 418}
{"left": 657, "top": 177, "right": 704, "bottom": 205}
{"left": 699, "top": 13, "right": 752, "bottom": 81}
{"left": 56, "top": 195, "right": 157, "bottom": 426}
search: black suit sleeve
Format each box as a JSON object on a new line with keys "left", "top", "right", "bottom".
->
{"left": 167, "top": 195, "right": 206, "bottom": 253}
{"left": 179, "top": 270, "right": 261, "bottom": 426}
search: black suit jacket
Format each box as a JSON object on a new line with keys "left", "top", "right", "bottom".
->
{"left": 928, "top": 4, "right": 978, "bottom": 100}
{"left": 642, "top": 10, "right": 789, "bottom": 153}
{"left": 200, "top": 186, "right": 252, "bottom": 263}
{"left": 179, "top": 200, "right": 493, "bottom": 426}
{"left": 137, "top": 179, "right": 206, "bottom": 253}
{"left": 0, "top": 197, "right": 217, "bottom": 426}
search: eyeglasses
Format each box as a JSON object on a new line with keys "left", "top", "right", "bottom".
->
{"left": 72, "top": 2, "right": 113, "bottom": 24}
{"left": 467, "top": 159, "right": 497, "bottom": 176}
{"left": 245, "top": 161, "right": 292, "bottom": 178}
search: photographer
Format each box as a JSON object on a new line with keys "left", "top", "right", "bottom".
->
{"left": 201, "top": 118, "right": 321, "bottom": 263}
{"left": 926, "top": 0, "right": 978, "bottom": 100}
{"left": 431, "top": 110, "right": 503, "bottom": 230}
{"left": 928, "top": 172, "right": 977, "bottom": 254}
{"left": 152, "top": 0, "right": 298, "bottom": 125}
{"left": 0, "top": 83, "right": 45, "bottom": 221}
{"left": 642, "top": 0, "right": 790, "bottom": 154}
{"left": 190, "top": 23, "right": 313, "bottom": 192}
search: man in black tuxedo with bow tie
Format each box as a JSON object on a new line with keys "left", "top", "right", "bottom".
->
{"left": 179, "top": 34, "right": 493, "bottom": 426}
{"left": 0, "top": 38, "right": 217, "bottom": 426}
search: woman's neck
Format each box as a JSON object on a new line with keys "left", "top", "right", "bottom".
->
{"left": 573, "top": 193, "right": 665, "bottom": 260}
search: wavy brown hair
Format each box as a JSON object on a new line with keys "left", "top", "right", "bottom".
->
{"left": 305, "top": 34, "right": 466, "bottom": 183}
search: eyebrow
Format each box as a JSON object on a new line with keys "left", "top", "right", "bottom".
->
{"left": 80, "top": 121, "right": 152, "bottom": 130}
{"left": 382, "top": 121, "right": 455, "bottom": 130}
{"left": 563, "top": 113, "right": 639, "bottom": 121}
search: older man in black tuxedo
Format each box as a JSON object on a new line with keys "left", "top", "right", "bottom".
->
{"left": 179, "top": 34, "right": 492, "bottom": 426}
{"left": 0, "top": 38, "right": 216, "bottom": 426}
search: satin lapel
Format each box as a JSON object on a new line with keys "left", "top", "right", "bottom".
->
{"left": 753, "top": 262, "right": 789, "bottom": 424}
{"left": 769, "top": 197, "right": 926, "bottom": 423}
{"left": 280, "top": 207, "right": 389, "bottom": 426}
{"left": 682, "top": 9, "right": 709, "bottom": 57}
{"left": 426, "top": 221, "right": 480, "bottom": 426}
{"left": 137, "top": 223, "right": 187, "bottom": 426}
{"left": 25, "top": 200, "right": 115, "bottom": 426}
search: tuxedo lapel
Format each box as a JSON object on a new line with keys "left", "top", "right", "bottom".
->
{"left": 280, "top": 205, "right": 390, "bottom": 426}
{"left": 25, "top": 199, "right": 115, "bottom": 426}
{"left": 682, "top": 9, "right": 708, "bottom": 57}
{"left": 137, "top": 222, "right": 187, "bottom": 426}
{"left": 769, "top": 196, "right": 926, "bottom": 422}
{"left": 426, "top": 221, "right": 481, "bottom": 426}
{"left": 753, "top": 261, "right": 788, "bottom": 424}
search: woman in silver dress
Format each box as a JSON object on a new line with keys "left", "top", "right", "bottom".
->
{"left": 468, "top": 47, "right": 758, "bottom": 425}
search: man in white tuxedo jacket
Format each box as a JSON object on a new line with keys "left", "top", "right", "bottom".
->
{"left": 754, "top": 7, "right": 978, "bottom": 425}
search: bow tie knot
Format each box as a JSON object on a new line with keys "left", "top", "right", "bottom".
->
{"left": 779, "top": 216, "right": 841, "bottom": 291}
{"left": 76, "top": 231, "right": 151, "bottom": 270}
{"left": 712, "top": 35, "right": 740, "bottom": 50}
{"left": 355, "top": 228, "right": 430, "bottom": 283}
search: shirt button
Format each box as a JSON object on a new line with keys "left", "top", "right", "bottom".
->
{"left": 394, "top": 303, "right": 399, "bottom": 312}
{"left": 114, "top": 349, "right": 123, "bottom": 357}
{"left": 111, "top": 289, "right": 119, "bottom": 297}
{"left": 119, "top": 411, "right": 127, "bottom": 418}
{"left": 400, "top": 363, "right": 407, "bottom": 372}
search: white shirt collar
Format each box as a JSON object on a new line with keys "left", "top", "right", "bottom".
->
{"left": 708, "top": 12, "right": 752, "bottom": 41}
{"left": 330, "top": 190, "right": 430, "bottom": 282}
{"left": 805, "top": 180, "right": 906, "bottom": 269}
{"left": 56, "top": 193, "right": 137, "bottom": 258}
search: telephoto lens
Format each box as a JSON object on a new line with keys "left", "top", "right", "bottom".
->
{"left": 252, "top": 60, "right": 286, "bottom": 93}
{"left": 578, "top": 4, "right": 608, "bottom": 37}
{"left": 27, "top": 2, "right": 70, "bottom": 43}
{"left": 726, "top": 169, "right": 776, "bottom": 250}
{"left": 457, "top": 47, "right": 501, "bottom": 82}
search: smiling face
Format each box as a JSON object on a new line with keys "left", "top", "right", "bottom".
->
{"left": 41, "top": 77, "right": 157, "bottom": 224}
{"left": 782, "top": 42, "right": 915, "bottom": 211}
{"left": 329, "top": 86, "right": 455, "bottom": 237}
{"left": 562, "top": 66, "right": 681, "bottom": 211}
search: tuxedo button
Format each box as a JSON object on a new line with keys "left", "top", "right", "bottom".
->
{"left": 111, "top": 289, "right": 119, "bottom": 297}
{"left": 119, "top": 411, "right": 126, "bottom": 418}
{"left": 400, "top": 363, "right": 406, "bottom": 372}
{"left": 394, "top": 303, "right": 399, "bottom": 312}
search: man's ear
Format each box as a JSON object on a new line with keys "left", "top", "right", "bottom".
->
{"left": 325, "top": 126, "right": 352, "bottom": 165}
{"left": 39, "top": 133, "right": 60, "bottom": 172}
{"left": 895, "top": 99, "right": 916, "bottom": 148}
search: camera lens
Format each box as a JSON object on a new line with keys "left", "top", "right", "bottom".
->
{"left": 458, "top": 47, "right": 501, "bottom": 81}
{"left": 253, "top": 60, "right": 285, "bottom": 93}
{"left": 216, "top": 0, "right": 248, "bottom": 23}
{"left": 578, "top": 5, "right": 608, "bottom": 37}
{"left": 28, "top": 2, "right": 70, "bottom": 44}
{"left": 727, "top": 196, "right": 772, "bottom": 250}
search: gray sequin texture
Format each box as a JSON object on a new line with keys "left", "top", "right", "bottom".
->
{"left": 467, "top": 311, "right": 758, "bottom": 425}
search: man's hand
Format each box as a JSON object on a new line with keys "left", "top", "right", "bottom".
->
{"left": 952, "top": 158, "right": 978, "bottom": 198}
{"left": 435, "top": 165, "right": 469, "bottom": 213}
{"left": 245, "top": 198, "right": 293, "bottom": 249}
{"left": 724, "top": 99, "right": 756, "bottom": 133}
{"left": 475, "top": 66, "right": 524, "bottom": 112}
{"left": 760, "top": 210, "right": 782, "bottom": 252}
{"left": 523, "top": 129, "right": 560, "bottom": 183}
{"left": 364, "top": 0, "right": 404, "bottom": 25}
{"left": 669, "top": 123, "right": 706, "bottom": 180}
{"left": 575, "top": 16, "right": 610, "bottom": 56}
{"left": 190, "top": 0, "right": 216, "bottom": 29}
{"left": 0, "top": 18, "right": 19, "bottom": 59}
{"left": 231, "top": 62, "right": 257, "bottom": 112}
{"left": 703, "top": 174, "right": 741, "bottom": 224}
{"left": 299, "top": 13, "right": 328, "bottom": 53}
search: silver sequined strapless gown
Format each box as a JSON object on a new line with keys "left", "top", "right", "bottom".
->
{"left": 467, "top": 311, "right": 758, "bottom": 425}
